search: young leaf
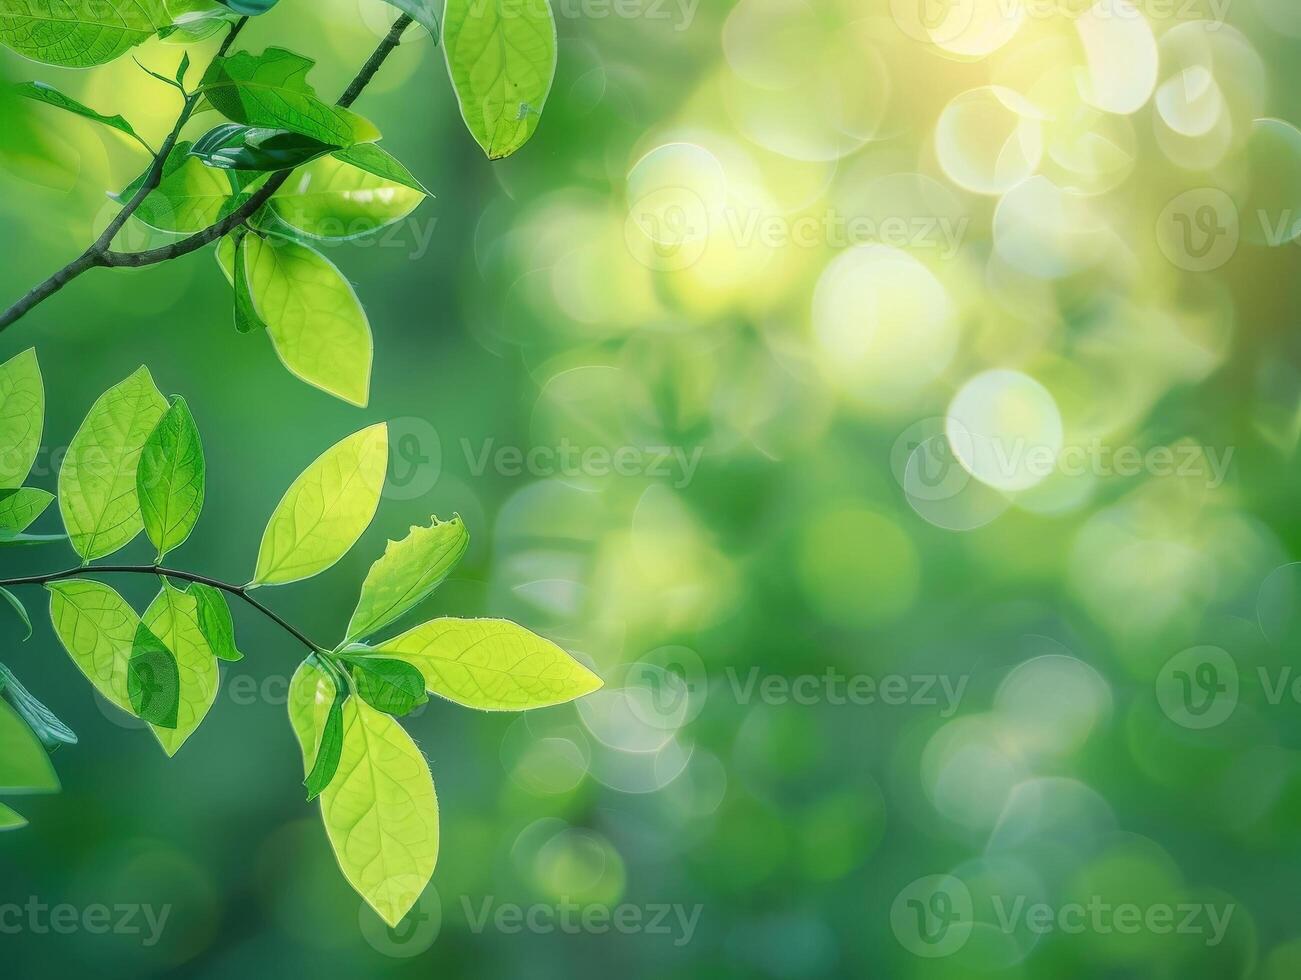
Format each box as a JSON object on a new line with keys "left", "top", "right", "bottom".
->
{"left": 59, "top": 366, "right": 167, "bottom": 561}
{"left": 269, "top": 154, "right": 425, "bottom": 239}
{"left": 188, "top": 582, "right": 243, "bottom": 661}
{"left": 320, "top": 697, "right": 439, "bottom": 927}
{"left": 142, "top": 580, "right": 219, "bottom": 755}
{"left": 243, "top": 235, "right": 373, "bottom": 406}
{"left": 199, "top": 48, "right": 380, "bottom": 146}
{"left": 342, "top": 655, "right": 427, "bottom": 716}
{"left": 0, "top": 698, "right": 58, "bottom": 793}
{"left": 355, "top": 618, "right": 602, "bottom": 711}
{"left": 127, "top": 142, "right": 239, "bottom": 233}
{"left": 443, "top": 0, "right": 557, "bottom": 160}
{"left": 47, "top": 579, "right": 138, "bottom": 714}
{"left": 0, "top": 487, "right": 53, "bottom": 532}
{"left": 0, "top": 348, "right": 43, "bottom": 489}
{"left": 0, "top": 587, "right": 31, "bottom": 639}
{"left": 0, "top": 0, "right": 165, "bottom": 68}
{"left": 332, "top": 143, "right": 430, "bottom": 195}
{"left": 127, "top": 620, "right": 181, "bottom": 730}
{"left": 345, "top": 515, "right": 468, "bottom": 643}
{"left": 190, "top": 123, "right": 342, "bottom": 171}
{"left": 138, "top": 395, "right": 205, "bottom": 561}
{"left": 288, "top": 656, "right": 340, "bottom": 784}
{"left": 11, "top": 82, "right": 146, "bottom": 149}
{"left": 304, "top": 690, "right": 345, "bottom": 800}
{"left": 215, "top": 230, "right": 268, "bottom": 334}
{"left": 0, "top": 664, "right": 76, "bottom": 749}
{"left": 251, "top": 423, "right": 388, "bottom": 586}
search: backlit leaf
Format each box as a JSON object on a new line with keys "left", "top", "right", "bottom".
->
{"left": 270, "top": 153, "right": 425, "bottom": 239}
{"left": 288, "top": 655, "right": 341, "bottom": 790}
{"left": 244, "top": 235, "right": 373, "bottom": 406}
{"left": 354, "top": 618, "right": 602, "bottom": 711}
{"left": 251, "top": 423, "right": 388, "bottom": 586}
{"left": 0, "top": 0, "right": 166, "bottom": 68}
{"left": 443, "top": 0, "right": 556, "bottom": 159}
{"left": 342, "top": 655, "right": 427, "bottom": 716}
{"left": 0, "top": 587, "right": 31, "bottom": 639}
{"left": 0, "top": 348, "right": 43, "bottom": 489}
{"left": 0, "top": 487, "right": 52, "bottom": 532}
{"left": 320, "top": 696, "right": 438, "bottom": 927}
{"left": 345, "top": 515, "right": 468, "bottom": 642}
{"left": 137, "top": 395, "right": 205, "bottom": 561}
{"left": 127, "top": 619, "right": 180, "bottom": 729}
{"left": 0, "top": 697, "right": 57, "bottom": 792}
{"left": 188, "top": 582, "right": 243, "bottom": 661}
{"left": 59, "top": 366, "right": 167, "bottom": 561}
{"left": 332, "top": 142, "right": 429, "bottom": 195}
{"left": 47, "top": 579, "right": 137, "bottom": 714}
{"left": 12, "top": 81, "right": 143, "bottom": 146}
{"left": 129, "top": 142, "right": 238, "bottom": 233}
{"left": 142, "top": 580, "right": 219, "bottom": 755}
{"left": 215, "top": 230, "right": 268, "bottom": 334}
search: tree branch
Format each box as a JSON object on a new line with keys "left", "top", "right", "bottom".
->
{"left": 0, "top": 13, "right": 413, "bottom": 325}
{"left": 0, "top": 564, "right": 326, "bottom": 653}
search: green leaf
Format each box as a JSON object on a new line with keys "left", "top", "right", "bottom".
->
{"left": 190, "top": 122, "right": 342, "bottom": 171}
{"left": 0, "top": 664, "right": 76, "bottom": 749}
{"left": 47, "top": 579, "right": 137, "bottom": 714}
{"left": 199, "top": 47, "right": 380, "bottom": 146}
{"left": 288, "top": 655, "right": 340, "bottom": 787}
{"left": 0, "top": 0, "right": 166, "bottom": 68}
{"left": 0, "top": 487, "right": 53, "bottom": 533}
{"left": 213, "top": 0, "right": 277, "bottom": 13}
{"left": 137, "top": 395, "right": 205, "bottom": 561}
{"left": 0, "top": 801, "right": 27, "bottom": 830}
{"left": 355, "top": 618, "right": 602, "bottom": 711}
{"left": 332, "top": 143, "right": 429, "bottom": 194}
{"left": 127, "top": 619, "right": 180, "bottom": 729}
{"left": 0, "top": 587, "right": 31, "bottom": 639}
{"left": 0, "top": 697, "right": 57, "bottom": 793}
{"left": 188, "top": 582, "right": 242, "bottom": 661}
{"left": 215, "top": 230, "right": 268, "bottom": 334}
{"left": 379, "top": 0, "right": 439, "bottom": 39}
{"left": 320, "top": 696, "right": 438, "bottom": 927}
{"left": 128, "top": 142, "right": 238, "bottom": 233}
{"left": 342, "top": 655, "right": 427, "bottom": 716}
{"left": 243, "top": 235, "right": 373, "bottom": 406}
{"left": 251, "top": 423, "right": 388, "bottom": 586}
{"left": 443, "top": 0, "right": 556, "bottom": 160}
{"left": 142, "top": 580, "right": 219, "bottom": 755}
{"left": 0, "top": 531, "right": 65, "bottom": 547}
{"left": 59, "top": 366, "right": 167, "bottom": 561}
{"left": 269, "top": 153, "right": 425, "bottom": 239}
{"left": 0, "top": 348, "right": 43, "bottom": 489}
{"left": 12, "top": 81, "right": 145, "bottom": 148}
{"left": 304, "top": 688, "right": 344, "bottom": 800}
{"left": 159, "top": 0, "right": 232, "bottom": 43}
{"left": 345, "top": 515, "right": 468, "bottom": 643}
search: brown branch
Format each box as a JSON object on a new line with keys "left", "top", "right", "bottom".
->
{"left": 0, "top": 13, "right": 414, "bottom": 324}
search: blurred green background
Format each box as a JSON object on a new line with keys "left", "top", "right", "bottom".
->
{"left": 2, "top": 0, "right": 1301, "bottom": 976}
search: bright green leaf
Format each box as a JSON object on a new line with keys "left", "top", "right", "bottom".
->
{"left": 0, "top": 348, "right": 43, "bottom": 489}
{"left": 0, "top": 0, "right": 166, "bottom": 68}
{"left": 199, "top": 47, "right": 380, "bottom": 146}
{"left": 443, "top": 0, "right": 556, "bottom": 160}
{"left": 288, "top": 655, "right": 338, "bottom": 780}
{"left": 270, "top": 153, "right": 425, "bottom": 239}
{"left": 0, "top": 697, "right": 57, "bottom": 793}
{"left": 59, "top": 366, "right": 167, "bottom": 561}
{"left": 127, "top": 619, "right": 180, "bottom": 729}
{"left": 129, "top": 142, "right": 238, "bottom": 233}
{"left": 189, "top": 582, "right": 242, "bottom": 661}
{"left": 304, "top": 689, "right": 344, "bottom": 800}
{"left": 345, "top": 515, "right": 468, "bottom": 643}
{"left": 243, "top": 235, "right": 373, "bottom": 406}
{"left": 320, "top": 696, "right": 438, "bottom": 927}
{"left": 142, "top": 580, "right": 219, "bottom": 755}
{"left": 138, "top": 395, "right": 205, "bottom": 561}
{"left": 343, "top": 655, "right": 427, "bottom": 716}
{"left": 12, "top": 81, "right": 145, "bottom": 148}
{"left": 332, "top": 142, "right": 429, "bottom": 195}
{"left": 251, "top": 423, "right": 388, "bottom": 586}
{"left": 47, "top": 579, "right": 137, "bottom": 714}
{"left": 0, "top": 801, "right": 27, "bottom": 830}
{"left": 0, "top": 587, "right": 31, "bottom": 639}
{"left": 215, "top": 230, "right": 268, "bottom": 334}
{"left": 357, "top": 618, "right": 602, "bottom": 711}
{"left": 0, "top": 664, "right": 76, "bottom": 749}
{"left": 0, "top": 487, "right": 53, "bottom": 532}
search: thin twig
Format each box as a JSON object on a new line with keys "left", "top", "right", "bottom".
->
{"left": 0, "top": 564, "right": 326, "bottom": 653}
{"left": 0, "top": 13, "right": 414, "bottom": 324}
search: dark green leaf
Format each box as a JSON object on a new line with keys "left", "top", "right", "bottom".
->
{"left": 11, "top": 82, "right": 147, "bottom": 149}
{"left": 190, "top": 123, "right": 341, "bottom": 171}
{"left": 379, "top": 0, "right": 439, "bottom": 40}
{"left": 188, "top": 582, "right": 243, "bottom": 662}
{"left": 304, "top": 688, "right": 345, "bottom": 801}
{"left": 214, "top": 0, "right": 278, "bottom": 12}
{"left": 176, "top": 50, "right": 190, "bottom": 84}
{"left": 0, "top": 588, "right": 30, "bottom": 640}
{"left": 128, "top": 622, "right": 181, "bottom": 729}
{"left": 0, "top": 531, "right": 66, "bottom": 548}
{"left": 342, "top": 655, "right": 428, "bottom": 717}
{"left": 0, "top": 664, "right": 76, "bottom": 750}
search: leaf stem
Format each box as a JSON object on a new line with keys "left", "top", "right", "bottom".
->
{"left": 0, "top": 12, "right": 414, "bottom": 326}
{"left": 0, "top": 564, "right": 326, "bottom": 654}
